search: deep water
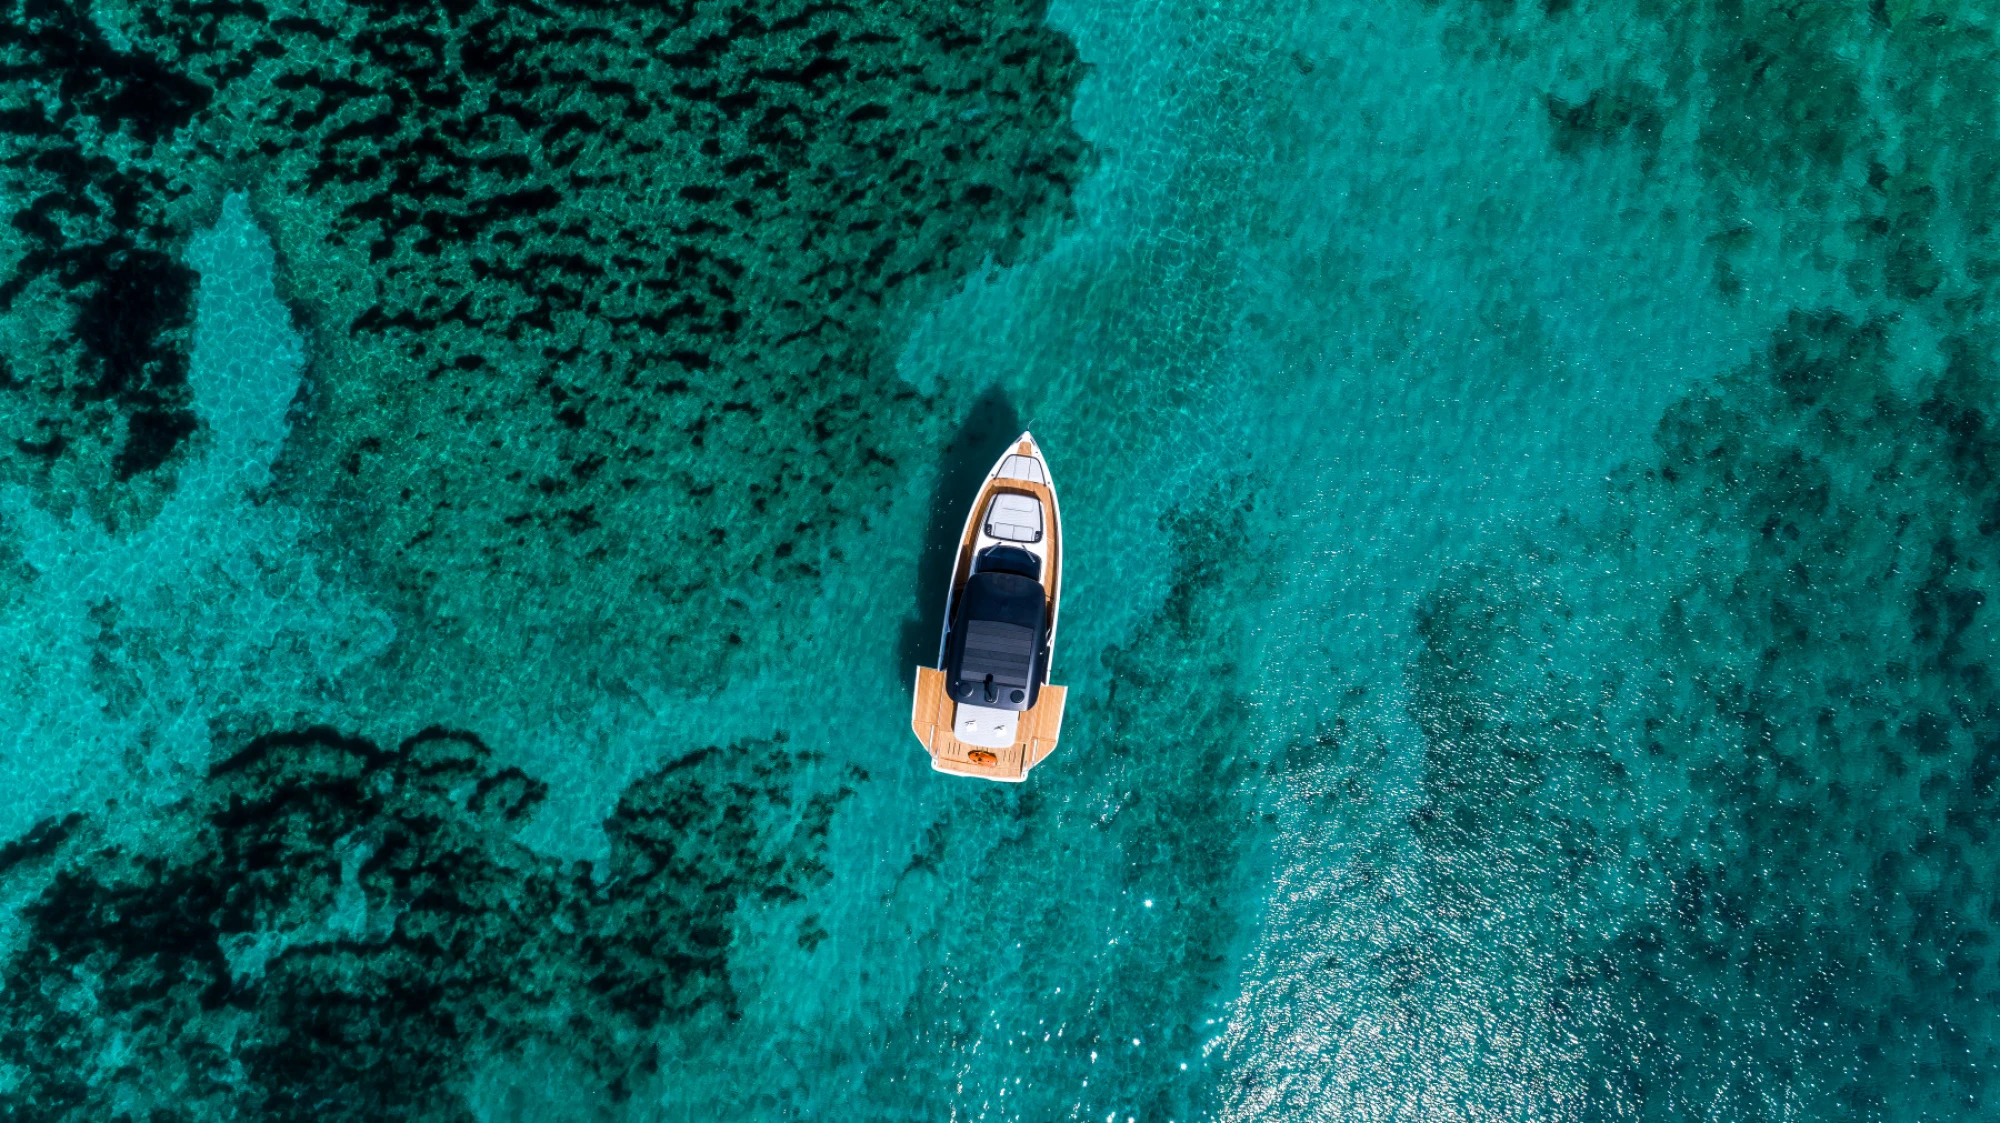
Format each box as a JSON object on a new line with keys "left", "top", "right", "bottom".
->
{"left": 2, "top": 0, "right": 1999, "bottom": 1120}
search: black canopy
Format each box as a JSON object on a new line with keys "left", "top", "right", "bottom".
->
{"left": 946, "top": 570, "right": 1047, "bottom": 712}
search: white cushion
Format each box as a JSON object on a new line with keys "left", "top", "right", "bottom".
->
{"left": 985, "top": 493, "right": 1043, "bottom": 543}
{"left": 955, "top": 703, "right": 1019, "bottom": 748}
{"left": 997, "top": 454, "right": 1046, "bottom": 484}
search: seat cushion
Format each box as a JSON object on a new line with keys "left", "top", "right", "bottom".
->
{"left": 984, "top": 493, "right": 1043, "bottom": 543}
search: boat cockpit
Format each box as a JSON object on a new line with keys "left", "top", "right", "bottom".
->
{"left": 944, "top": 491, "right": 1052, "bottom": 715}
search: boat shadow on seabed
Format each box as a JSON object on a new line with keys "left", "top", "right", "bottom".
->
{"left": 894, "top": 384, "right": 1021, "bottom": 684}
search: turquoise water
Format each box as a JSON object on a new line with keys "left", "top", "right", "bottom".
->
{"left": 3, "top": 0, "right": 1999, "bottom": 1119}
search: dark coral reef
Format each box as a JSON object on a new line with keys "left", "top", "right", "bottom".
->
{"left": 1383, "top": 7, "right": 2000, "bottom": 1109}
{"left": 1396, "top": 306, "right": 2000, "bottom": 1117}
{"left": 0, "top": 727, "right": 859, "bottom": 1120}
{"left": 1440, "top": 0, "right": 1999, "bottom": 309}
{"left": 0, "top": 0, "right": 1088, "bottom": 688}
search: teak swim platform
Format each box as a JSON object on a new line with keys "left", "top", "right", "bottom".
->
{"left": 911, "top": 432, "right": 1066, "bottom": 782}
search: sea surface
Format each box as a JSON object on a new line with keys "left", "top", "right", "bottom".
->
{"left": 1, "top": 1, "right": 1997, "bottom": 1120}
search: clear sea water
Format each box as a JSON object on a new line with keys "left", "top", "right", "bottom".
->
{"left": 2, "top": 1, "right": 1998, "bottom": 1120}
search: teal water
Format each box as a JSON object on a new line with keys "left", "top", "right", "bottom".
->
{"left": 2, "top": 1, "right": 1998, "bottom": 1119}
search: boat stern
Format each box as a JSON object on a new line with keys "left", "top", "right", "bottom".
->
{"left": 912, "top": 666, "right": 1065, "bottom": 782}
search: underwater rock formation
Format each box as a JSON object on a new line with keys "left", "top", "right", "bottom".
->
{"left": 1354, "top": 11, "right": 2000, "bottom": 1107}
{"left": 0, "top": 0, "right": 1089, "bottom": 692}
{"left": 0, "top": 727, "right": 860, "bottom": 1120}
{"left": 1393, "top": 307, "right": 2000, "bottom": 1117}
{"left": 1418, "top": 0, "right": 1999, "bottom": 310}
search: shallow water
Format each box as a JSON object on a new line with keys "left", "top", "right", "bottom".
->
{"left": 2, "top": 1, "right": 1998, "bottom": 1120}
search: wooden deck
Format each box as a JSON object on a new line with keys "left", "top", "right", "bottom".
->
{"left": 912, "top": 667, "right": 1066, "bottom": 782}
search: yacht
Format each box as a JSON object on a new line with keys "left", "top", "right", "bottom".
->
{"left": 911, "top": 432, "right": 1065, "bottom": 781}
